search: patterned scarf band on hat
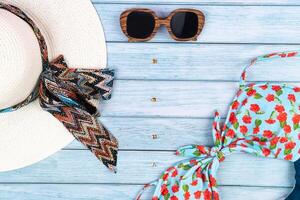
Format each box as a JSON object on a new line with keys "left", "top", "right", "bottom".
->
{"left": 0, "top": 3, "right": 118, "bottom": 172}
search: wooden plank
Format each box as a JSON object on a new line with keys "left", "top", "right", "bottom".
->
{"left": 93, "top": 0, "right": 300, "bottom": 6}
{"left": 101, "top": 80, "right": 300, "bottom": 118}
{"left": 102, "top": 80, "right": 237, "bottom": 118}
{"left": 107, "top": 43, "right": 300, "bottom": 81}
{"left": 66, "top": 117, "right": 214, "bottom": 150}
{"left": 0, "top": 150, "right": 294, "bottom": 187}
{"left": 0, "top": 184, "right": 292, "bottom": 200}
{"left": 95, "top": 4, "right": 300, "bottom": 44}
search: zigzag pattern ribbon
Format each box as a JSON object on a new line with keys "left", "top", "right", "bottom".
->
{"left": 0, "top": 3, "right": 118, "bottom": 171}
{"left": 40, "top": 56, "right": 118, "bottom": 171}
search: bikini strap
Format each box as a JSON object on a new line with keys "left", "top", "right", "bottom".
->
{"left": 135, "top": 181, "right": 158, "bottom": 200}
{"left": 0, "top": 3, "right": 49, "bottom": 113}
{"left": 239, "top": 50, "right": 300, "bottom": 88}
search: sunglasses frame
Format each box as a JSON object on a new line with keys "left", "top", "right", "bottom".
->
{"left": 120, "top": 8, "right": 205, "bottom": 42}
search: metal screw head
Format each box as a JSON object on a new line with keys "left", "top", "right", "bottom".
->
{"left": 152, "top": 58, "right": 158, "bottom": 64}
{"left": 151, "top": 97, "right": 157, "bottom": 102}
{"left": 152, "top": 134, "right": 158, "bottom": 139}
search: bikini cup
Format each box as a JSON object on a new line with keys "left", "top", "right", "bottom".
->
{"left": 136, "top": 51, "right": 300, "bottom": 200}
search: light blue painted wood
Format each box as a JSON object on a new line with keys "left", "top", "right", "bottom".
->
{"left": 93, "top": 0, "right": 300, "bottom": 6}
{"left": 107, "top": 43, "right": 300, "bottom": 81}
{"left": 0, "top": 150, "right": 294, "bottom": 187}
{"left": 96, "top": 4, "right": 300, "bottom": 43}
{"left": 65, "top": 117, "right": 215, "bottom": 150}
{"left": 1, "top": 1, "right": 300, "bottom": 199}
{"left": 101, "top": 80, "right": 238, "bottom": 118}
{"left": 101, "top": 80, "right": 300, "bottom": 118}
{"left": 0, "top": 184, "right": 292, "bottom": 200}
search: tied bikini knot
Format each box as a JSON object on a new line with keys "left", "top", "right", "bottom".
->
{"left": 172, "top": 111, "right": 229, "bottom": 199}
{"left": 136, "top": 113, "right": 231, "bottom": 199}
{"left": 175, "top": 145, "right": 225, "bottom": 163}
{"left": 209, "top": 146, "right": 225, "bottom": 162}
{"left": 176, "top": 111, "right": 227, "bottom": 163}
{"left": 39, "top": 55, "right": 119, "bottom": 172}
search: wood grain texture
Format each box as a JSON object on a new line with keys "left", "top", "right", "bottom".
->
{"left": 66, "top": 117, "right": 215, "bottom": 150}
{"left": 0, "top": 184, "right": 292, "bottom": 200}
{"left": 96, "top": 4, "right": 300, "bottom": 43}
{"left": 93, "top": 0, "right": 300, "bottom": 6}
{"left": 107, "top": 43, "right": 300, "bottom": 81}
{"left": 101, "top": 80, "right": 300, "bottom": 118}
{"left": 101, "top": 80, "right": 238, "bottom": 118}
{"left": 120, "top": 8, "right": 205, "bottom": 42}
{"left": 2, "top": 1, "right": 300, "bottom": 200}
{"left": 0, "top": 150, "right": 294, "bottom": 187}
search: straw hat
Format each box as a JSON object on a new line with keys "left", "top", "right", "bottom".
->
{"left": 0, "top": 0, "right": 108, "bottom": 171}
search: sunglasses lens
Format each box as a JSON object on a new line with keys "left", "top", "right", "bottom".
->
{"left": 171, "top": 12, "right": 199, "bottom": 39}
{"left": 126, "top": 11, "right": 155, "bottom": 39}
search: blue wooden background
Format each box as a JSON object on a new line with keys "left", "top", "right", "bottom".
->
{"left": 2, "top": 0, "right": 300, "bottom": 199}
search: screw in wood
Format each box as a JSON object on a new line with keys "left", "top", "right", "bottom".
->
{"left": 152, "top": 134, "right": 158, "bottom": 139}
{"left": 152, "top": 58, "right": 158, "bottom": 64}
{"left": 151, "top": 97, "right": 157, "bottom": 102}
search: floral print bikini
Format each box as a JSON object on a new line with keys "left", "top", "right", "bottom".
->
{"left": 137, "top": 51, "right": 300, "bottom": 200}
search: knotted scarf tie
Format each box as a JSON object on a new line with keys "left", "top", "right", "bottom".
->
{"left": 0, "top": 3, "right": 118, "bottom": 171}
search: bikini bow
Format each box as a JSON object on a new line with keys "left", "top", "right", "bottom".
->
{"left": 39, "top": 55, "right": 118, "bottom": 172}
{"left": 137, "top": 111, "right": 232, "bottom": 200}
{"left": 177, "top": 112, "right": 226, "bottom": 162}
{"left": 174, "top": 111, "right": 230, "bottom": 200}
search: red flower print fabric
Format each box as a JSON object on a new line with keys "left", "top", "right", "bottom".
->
{"left": 136, "top": 51, "right": 300, "bottom": 200}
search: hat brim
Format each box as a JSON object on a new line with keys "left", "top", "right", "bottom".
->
{"left": 0, "top": 101, "right": 74, "bottom": 171}
{"left": 0, "top": 0, "right": 107, "bottom": 171}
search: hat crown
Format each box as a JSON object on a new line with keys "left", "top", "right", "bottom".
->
{"left": 0, "top": 9, "right": 41, "bottom": 109}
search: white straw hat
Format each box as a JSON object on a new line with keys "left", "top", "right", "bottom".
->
{"left": 0, "top": 0, "right": 110, "bottom": 172}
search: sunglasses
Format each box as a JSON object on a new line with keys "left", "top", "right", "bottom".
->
{"left": 120, "top": 8, "right": 205, "bottom": 42}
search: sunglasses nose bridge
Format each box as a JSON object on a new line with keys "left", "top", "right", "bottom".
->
{"left": 157, "top": 18, "right": 169, "bottom": 27}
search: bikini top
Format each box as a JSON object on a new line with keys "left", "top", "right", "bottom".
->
{"left": 137, "top": 51, "right": 300, "bottom": 200}
{"left": 0, "top": 3, "right": 118, "bottom": 172}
